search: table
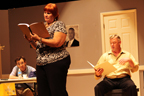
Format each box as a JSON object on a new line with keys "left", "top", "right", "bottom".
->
{"left": 0, "top": 77, "right": 36, "bottom": 83}
{"left": 0, "top": 77, "right": 37, "bottom": 96}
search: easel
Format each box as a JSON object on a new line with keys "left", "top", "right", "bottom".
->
{"left": 0, "top": 44, "right": 5, "bottom": 79}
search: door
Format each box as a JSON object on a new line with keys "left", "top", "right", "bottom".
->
{"left": 103, "top": 11, "right": 138, "bottom": 61}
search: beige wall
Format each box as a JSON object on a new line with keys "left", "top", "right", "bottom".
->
{"left": 7, "top": 0, "right": 144, "bottom": 71}
{"left": 1, "top": 0, "right": 144, "bottom": 96}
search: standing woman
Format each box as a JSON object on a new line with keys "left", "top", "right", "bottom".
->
{"left": 25, "top": 3, "right": 71, "bottom": 96}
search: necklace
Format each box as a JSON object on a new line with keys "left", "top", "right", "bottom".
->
{"left": 45, "top": 21, "right": 56, "bottom": 28}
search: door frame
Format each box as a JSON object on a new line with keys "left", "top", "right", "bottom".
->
{"left": 0, "top": 44, "right": 5, "bottom": 79}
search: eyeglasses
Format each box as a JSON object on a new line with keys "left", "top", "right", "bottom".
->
{"left": 17, "top": 62, "right": 25, "bottom": 66}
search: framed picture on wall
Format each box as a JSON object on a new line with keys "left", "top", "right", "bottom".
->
{"left": 66, "top": 24, "right": 80, "bottom": 47}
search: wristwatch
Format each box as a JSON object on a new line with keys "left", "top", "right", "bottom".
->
{"left": 39, "top": 37, "right": 42, "bottom": 43}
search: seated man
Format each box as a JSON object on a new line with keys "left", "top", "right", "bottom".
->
{"left": 9, "top": 56, "right": 36, "bottom": 96}
{"left": 94, "top": 34, "right": 139, "bottom": 96}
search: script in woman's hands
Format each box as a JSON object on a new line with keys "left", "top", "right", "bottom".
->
{"left": 18, "top": 22, "right": 50, "bottom": 39}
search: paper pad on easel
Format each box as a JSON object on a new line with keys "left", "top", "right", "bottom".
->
{"left": 94, "top": 62, "right": 117, "bottom": 76}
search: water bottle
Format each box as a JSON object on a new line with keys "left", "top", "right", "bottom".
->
{"left": 18, "top": 69, "right": 22, "bottom": 79}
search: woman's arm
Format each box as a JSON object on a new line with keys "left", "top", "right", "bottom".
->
{"left": 29, "top": 41, "right": 37, "bottom": 50}
{"left": 24, "top": 35, "right": 37, "bottom": 49}
{"left": 31, "top": 32, "right": 66, "bottom": 47}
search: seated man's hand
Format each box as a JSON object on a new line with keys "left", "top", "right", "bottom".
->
{"left": 94, "top": 67, "right": 104, "bottom": 77}
{"left": 119, "top": 58, "right": 134, "bottom": 67}
{"left": 119, "top": 58, "right": 130, "bottom": 65}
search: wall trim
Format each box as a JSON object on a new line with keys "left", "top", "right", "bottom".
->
{"left": 2, "top": 65, "right": 143, "bottom": 78}
{"left": 68, "top": 68, "right": 94, "bottom": 75}
{"left": 68, "top": 65, "right": 144, "bottom": 75}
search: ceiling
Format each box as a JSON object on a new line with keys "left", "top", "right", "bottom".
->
{"left": 0, "top": 0, "right": 77, "bottom": 10}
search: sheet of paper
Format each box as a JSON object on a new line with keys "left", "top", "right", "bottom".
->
{"left": 94, "top": 61, "right": 117, "bottom": 75}
{"left": 87, "top": 61, "right": 95, "bottom": 68}
{"left": 87, "top": 61, "right": 117, "bottom": 76}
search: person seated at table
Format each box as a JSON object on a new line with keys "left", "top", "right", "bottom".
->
{"left": 9, "top": 56, "right": 36, "bottom": 96}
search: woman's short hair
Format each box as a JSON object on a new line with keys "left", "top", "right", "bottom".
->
{"left": 109, "top": 34, "right": 121, "bottom": 42}
{"left": 44, "top": 3, "right": 59, "bottom": 21}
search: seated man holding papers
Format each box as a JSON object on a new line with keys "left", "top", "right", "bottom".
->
{"left": 9, "top": 56, "right": 36, "bottom": 96}
{"left": 94, "top": 34, "right": 139, "bottom": 96}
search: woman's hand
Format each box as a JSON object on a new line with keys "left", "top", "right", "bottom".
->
{"left": 30, "top": 33, "right": 41, "bottom": 41}
{"left": 23, "top": 34, "right": 37, "bottom": 49}
{"left": 24, "top": 35, "right": 33, "bottom": 42}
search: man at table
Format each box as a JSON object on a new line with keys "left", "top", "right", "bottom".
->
{"left": 9, "top": 56, "right": 36, "bottom": 96}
